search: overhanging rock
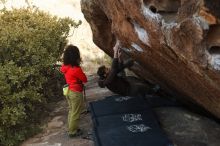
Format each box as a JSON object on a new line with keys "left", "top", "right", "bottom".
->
{"left": 81, "top": 0, "right": 220, "bottom": 119}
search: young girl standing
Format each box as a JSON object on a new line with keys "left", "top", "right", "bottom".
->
{"left": 60, "top": 45, "right": 87, "bottom": 137}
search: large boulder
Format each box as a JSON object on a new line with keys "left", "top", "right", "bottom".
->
{"left": 81, "top": 0, "right": 220, "bottom": 119}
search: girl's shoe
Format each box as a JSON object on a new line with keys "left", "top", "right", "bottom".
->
{"left": 82, "top": 131, "right": 93, "bottom": 140}
{"left": 69, "top": 129, "right": 83, "bottom": 138}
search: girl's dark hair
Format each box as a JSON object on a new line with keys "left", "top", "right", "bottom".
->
{"left": 63, "top": 45, "right": 81, "bottom": 66}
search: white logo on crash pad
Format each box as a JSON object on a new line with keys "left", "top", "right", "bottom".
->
{"left": 122, "top": 114, "right": 142, "bottom": 122}
{"left": 127, "top": 124, "right": 151, "bottom": 133}
{"left": 115, "top": 96, "right": 133, "bottom": 102}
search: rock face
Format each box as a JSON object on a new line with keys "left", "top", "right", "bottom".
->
{"left": 81, "top": 0, "right": 220, "bottom": 119}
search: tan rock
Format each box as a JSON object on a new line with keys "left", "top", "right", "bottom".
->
{"left": 81, "top": 0, "right": 220, "bottom": 118}
{"left": 48, "top": 116, "right": 64, "bottom": 129}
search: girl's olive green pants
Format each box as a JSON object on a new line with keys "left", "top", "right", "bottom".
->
{"left": 66, "top": 90, "right": 83, "bottom": 134}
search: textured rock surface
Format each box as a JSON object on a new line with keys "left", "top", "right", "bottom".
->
{"left": 81, "top": 0, "right": 220, "bottom": 119}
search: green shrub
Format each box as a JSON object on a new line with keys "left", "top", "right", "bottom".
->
{"left": 0, "top": 8, "right": 80, "bottom": 146}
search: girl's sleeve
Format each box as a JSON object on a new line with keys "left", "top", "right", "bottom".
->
{"left": 75, "top": 67, "right": 87, "bottom": 83}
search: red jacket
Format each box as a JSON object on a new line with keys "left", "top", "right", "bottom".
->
{"left": 60, "top": 65, "right": 87, "bottom": 92}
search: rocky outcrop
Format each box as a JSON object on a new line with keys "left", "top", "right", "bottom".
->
{"left": 81, "top": 0, "right": 220, "bottom": 119}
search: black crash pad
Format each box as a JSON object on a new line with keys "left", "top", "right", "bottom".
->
{"left": 94, "top": 126, "right": 172, "bottom": 146}
{"left": 93, "top": 111, "right": 172, "bottom": 146}
{"left": 89, "top": 95, "right": 150, "bottom": 118}
{"left": 94, "top": 110, "right": 159, "bottom": 128}
{"left": 90, "top": 95, "right": 173, "bottom": 146}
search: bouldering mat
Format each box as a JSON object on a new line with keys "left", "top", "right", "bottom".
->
{"left": 93, "top": 111, "right": 172, "bottom": 146}
{"left": 89, "top": 95, "right": 150, "bottom": 118}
